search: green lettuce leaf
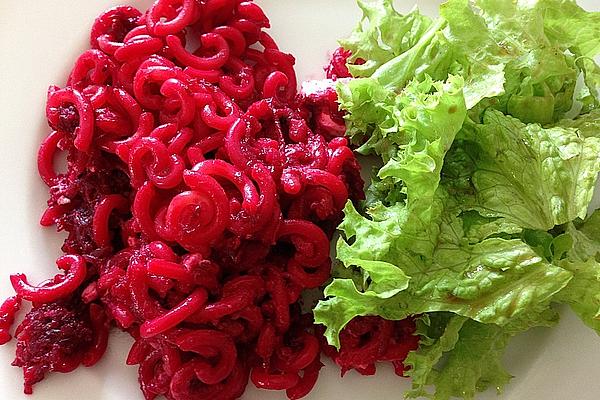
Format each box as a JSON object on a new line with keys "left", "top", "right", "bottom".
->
{"left": 340, "top": 0, "right": 433, "bottom": 78}
{"left": 404, "top": 314, "right": 469, "bottom": 399}
{"left": 542, "top": 0, "right": 600, "bottom": 58}
{"left": 552, "top": 211, "right": 600, "bottom": 333}
{"left": 576, "top": 57, "right": 600, "bottom": 112}
{"left": 337, "top": 73, "right": 466, "bottom": 159}
{"left": 407, "top": 317, "right": 512, "bottom": 400}
{"left": 336, "top": 76, "right": 396, "bottom": 155}
{"left": 414, "top": 212, "right": 571, "bottom": 325}
{"left": 444, "top": 110, "right": 600, "bottom": 230}
{"left": 541, "top": 0, "right": 600, "bottom": 115}
{"left": 460, "top": 211, "right": 523, "bottom": 244}
{"left": 477, "top": 0, "right": 579, "bottom": 123}
{"left": 370, "top": 18, "right": 453, "bottom": 91}
{"left": 555, "top": 258, "right": 600, "bottom": 333}
{"left": 438, "top": 0, "right": 508, "bottom": 109}
{"left": 554, "top": 109, "right": 600, "bottom": 138}
{"left": 405, "top": 308, "right": 559, "bottom": 400}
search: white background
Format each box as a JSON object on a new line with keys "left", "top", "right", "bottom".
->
{"left": 0, "top": 1, "right": 599, "bottom": 399}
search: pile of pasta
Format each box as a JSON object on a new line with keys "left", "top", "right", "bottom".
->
{"left": 0, "top": 1, "right": 365, "bottom": 399}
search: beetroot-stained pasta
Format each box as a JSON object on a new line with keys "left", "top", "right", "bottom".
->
{"left": 0, "top": 2, "right": 418, "bottom": 400}
{"left": 139, "top": 288, "right": 208, "bottom": 338}
{"left": 92, "top": 194, "right": 129, "bottom": 247}
{"left": 10, "top": 255, "right": 87, "bottom": 304}
{"left": 82, "top": 304, "right": 111, "bottom": 367}
{"left": 90, "top": 6, "right": 142, "bottom": 54}
{"left": 0, "top": 296, "right": 21, "bottom": 345}
{"left": 46, "top": 86, "right": 94, "bottom": 152}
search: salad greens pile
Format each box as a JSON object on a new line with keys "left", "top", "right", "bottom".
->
{"left": 313, "top": 0, "right": 600, "bottom": 398}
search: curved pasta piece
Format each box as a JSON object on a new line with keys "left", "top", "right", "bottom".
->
{"left": 46, "top": 87, "right": 94, "bottom": 152}
{"left": 140, "top": 288, "right": 208, "bottom": 338}
{"left": 93, "top": 194, "right": 129, "bottom": 248}
{"left": 90, "top": 6, "right": 141, "bottom": 54}
{"left": 0, "top": 296, "right": 21, "bottom": 345}
{"left": 10, "top": 255, "right": 87, "bottom": 303}
{"left": 166, "top": 33, "right": 230, "bottom": 70}
{"left": 129, "top": 137, "right": 185, "bottom": 189}
{"left": 276, "top": 220, "right": 329, "bottom": 267}
{"left": 68, "top": 49, "right": 116, "bottom": 89}
{"left": 146, "top": 0, "right": 196, "bottom": 36}
{"left": 174, "top": 329, "right": 237, "bottom": 384}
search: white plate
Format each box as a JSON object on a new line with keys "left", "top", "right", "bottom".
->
{"left": 0, "top": 1, "right": 599, "bottom": 399}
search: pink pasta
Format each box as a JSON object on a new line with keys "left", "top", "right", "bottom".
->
{"left": 0, "top": 2, "right": 418, "bottom": 400}
{"left": 0, "top": 296, "right": 21, "bottom": 345}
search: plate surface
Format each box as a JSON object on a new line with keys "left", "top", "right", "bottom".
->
{"left": 0, "top": 1, "right": 599, "bottom": 399}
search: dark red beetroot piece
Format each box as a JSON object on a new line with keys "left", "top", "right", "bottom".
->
{"left": 12, "top": 301, "right": 94, "bottom": 394}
